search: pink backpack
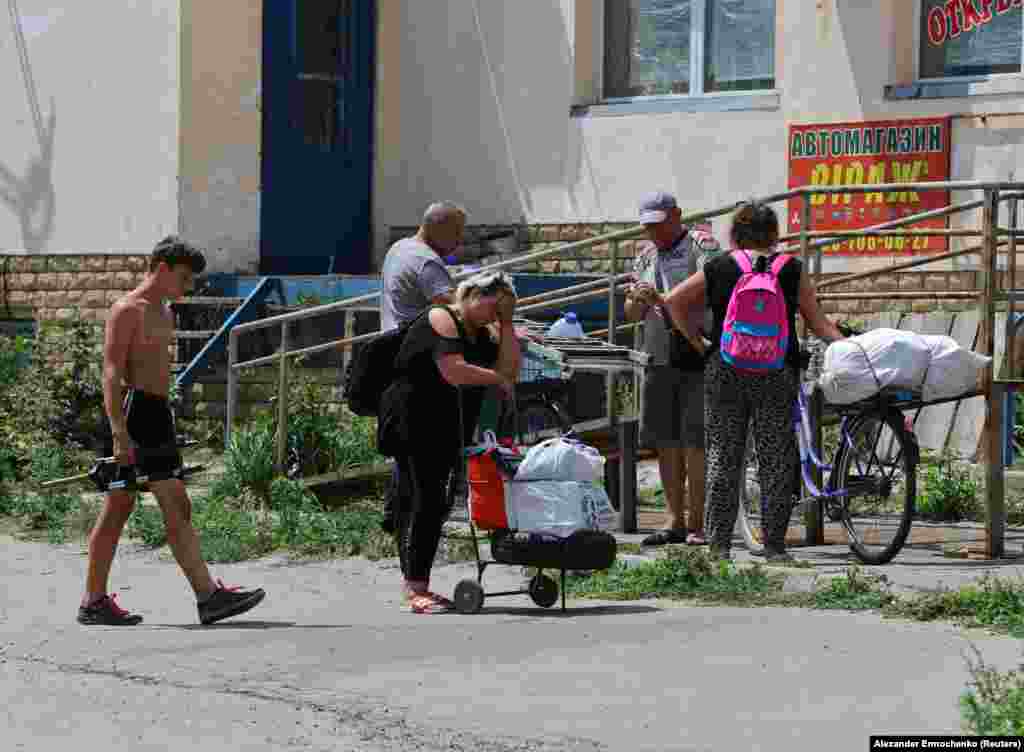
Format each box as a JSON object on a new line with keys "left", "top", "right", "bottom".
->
{"left": 720, "top": 251, "right": 792, "bottom": 372}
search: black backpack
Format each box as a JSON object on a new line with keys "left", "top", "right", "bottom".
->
{"left": 342, "top": 323, "right": 412, "bottom": 417}
{"left": 343, "top": 307, "right": 463, "bottom": 417}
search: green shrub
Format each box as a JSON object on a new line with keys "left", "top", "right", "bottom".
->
{"left": 960, "top": 646, "right": 1024, "bottom": 736}
{"left": 0, "top": 334, "right": 29, "bottom": 390}
{"left": 0, "top": 316, "right": 105, "bottom": 464}
{"left": 918, "top": 454, "right": 980, "bottom": 522}
{"left": 222, "top": 414, "right": 278, "bottom": 502}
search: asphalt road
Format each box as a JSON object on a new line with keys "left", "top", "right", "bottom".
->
{"left": 2, "top": 536, "right": 1022, "bottom": 751}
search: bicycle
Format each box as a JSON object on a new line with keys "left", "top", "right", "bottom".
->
{"left": 736, "top": 331, "right": 922, "bottom": 565}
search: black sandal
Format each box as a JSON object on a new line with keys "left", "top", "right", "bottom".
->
{"left": 641, "top": 528, "right": 688, "bottom": 546}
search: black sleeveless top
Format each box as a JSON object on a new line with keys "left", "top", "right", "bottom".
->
{"left": 378, "top": 305, "right": 500, "bottom": 457}
{"left": 704, "top": 252, "right": 803, "bottom": 369}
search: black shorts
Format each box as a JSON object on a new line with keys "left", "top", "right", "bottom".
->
{"left": 641, "top": 366, "right": 704, "bottom": 450}
{"left": 99, "top": 389, "right": 182, "bottom": 483}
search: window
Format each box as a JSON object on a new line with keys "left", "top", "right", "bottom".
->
{"left": 292, "top": 1, "right": 349, "bottom": 151}
{"left": 603, "top": 0, "right": 775, "bottom": 99}
{"left": 919, "top": 0, "right": 1023, "bottom": 79}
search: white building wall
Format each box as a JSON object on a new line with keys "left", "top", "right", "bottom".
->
{"left": 374, "top": 0, "right": 1024, "bottom": 272}
{"left": 0, "top": 2, "right": 179, "bottom": 255}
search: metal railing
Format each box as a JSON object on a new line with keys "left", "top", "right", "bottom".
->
{"left": 223, "top": 179, "right": 1024, "bottom": 554}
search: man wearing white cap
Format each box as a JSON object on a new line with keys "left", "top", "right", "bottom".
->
{"left": 626, "top": 192, "right": 720, "bottom": 546}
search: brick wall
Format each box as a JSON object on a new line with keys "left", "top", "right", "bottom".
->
{"left": 0, "top": 254, "right": 150, "bottom": 323}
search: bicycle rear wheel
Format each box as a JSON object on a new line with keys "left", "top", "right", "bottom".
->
{"left": 834, "top": 409, "right": 917, "bottom": 565}
{"left": 737, "top": 433, "right": 766, "bottom": 555}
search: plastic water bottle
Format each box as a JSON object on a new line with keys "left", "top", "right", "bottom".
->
{"left": 548, "top": 311, "right": 585, "bottom": 338}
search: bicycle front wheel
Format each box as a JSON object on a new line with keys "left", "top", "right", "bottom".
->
{"left": 834, "top": 410, "right": 917, "bottom": 565}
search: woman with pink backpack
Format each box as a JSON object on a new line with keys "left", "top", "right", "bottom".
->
{"left": 663, "top": 202, "right": 844, "bottom": 563}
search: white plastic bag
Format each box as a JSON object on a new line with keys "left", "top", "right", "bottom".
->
{"left": 920, "top": 335, "right": 991, "bottom": 401}
{"left": 818, "top": 329, "right": 991, "bottom": 405}
{"left": 514, "top": 438, "right": 605, "bottom": 483}
{"left": 818, "top": 329, "right": 933, "bottom": 404}
{"left": 504, "top": 480, "right": 617, "bottom": 537}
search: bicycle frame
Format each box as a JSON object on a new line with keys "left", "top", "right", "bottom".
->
{"left": 792, "top": 381, "right": 859, "bottom": 502}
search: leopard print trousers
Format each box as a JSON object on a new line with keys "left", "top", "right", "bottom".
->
{"left": 704, "top": 354, "right": 799, "bottom": 551}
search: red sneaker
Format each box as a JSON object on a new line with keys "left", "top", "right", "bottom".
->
{"left": 77, "top": 594, "right": 143, "bottom": 626}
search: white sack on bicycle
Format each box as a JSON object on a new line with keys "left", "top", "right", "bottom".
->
{"left": 919, "top": 335, "right": 991, "bottom": 401}
{"left": 504, "top": 480, "right": 617, "bottom": 537}
{"left": 514, "top": 437, "right": 605, "bottom": 483}
{"left": 819, "top": 329, "right": 931, "bottom": 404}
{"left": 819, "top": 328, "right": 990, "bottom": 404}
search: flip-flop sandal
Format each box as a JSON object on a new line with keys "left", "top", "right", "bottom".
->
{"left": 685, "top": 531, "right": 707, "bottom": 546}
{"left": 408, "top": 593, "right": 453, "bottom": 614}
{"left": 426, "top": 591, "right": 455, "bottom": 609}
{"left": 641, "top": 528, "right": 688, "bottom": 546}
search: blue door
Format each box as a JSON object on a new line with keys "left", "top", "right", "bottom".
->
{"left": 260, "top": 1, "right": 375, "bottom": 275}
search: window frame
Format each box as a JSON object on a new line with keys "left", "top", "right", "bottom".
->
{"left": 600, "top": 0, "right": 776, "bottom": 105}
{"left": 913, "top": 0, "right": 1024, "bottom": 83}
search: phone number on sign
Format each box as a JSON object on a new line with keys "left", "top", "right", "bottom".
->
{"left": 823, "top": 235, "right": 935, "bottom": 254}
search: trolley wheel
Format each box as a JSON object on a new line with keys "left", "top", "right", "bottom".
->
{"left": 528, "top": 573, "right": 559, "bottom": 608}
{"left": 453, "top": 579, "right": 485, "bottom": 614}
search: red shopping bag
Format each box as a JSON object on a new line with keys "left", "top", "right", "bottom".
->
{"left": 467, "top": 450, "right": 510, "bottom": 530}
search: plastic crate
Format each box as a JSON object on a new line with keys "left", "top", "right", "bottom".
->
{"left": 519, "top": 341, "right": 564, "bottom": 383}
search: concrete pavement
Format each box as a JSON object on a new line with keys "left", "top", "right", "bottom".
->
{"left": 2, "top": 534, "right": 1023, "bottom": 751}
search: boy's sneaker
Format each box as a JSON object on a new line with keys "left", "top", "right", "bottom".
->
{"left": 198, "top": 579, "right": 266, "bottom": 625}
{"left": 77, "top": 594, "right": 143, "bottom": 626}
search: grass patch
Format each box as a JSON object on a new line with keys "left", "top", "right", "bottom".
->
{"left": 960, "top": 644, "right": 1024, "bottom": 736}
{"left": 127, "top": 481, "right": 397, "bottom": 563}
{"left": 441, "top": 527, "right": 480, "bottom": 563}
{"left": 566, "top": 547, "right": 784, "bottom": 604}
{"left": 809, "top": 565, "right": 896, "bottom": 611}
{"left": 637, "top": 486, "right": 665, "bottom": 508}
{"left": 886, "top": 575, "right": 1024, "bottom": 637}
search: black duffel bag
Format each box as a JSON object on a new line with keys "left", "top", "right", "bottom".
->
{"left": 490, "top": 528, "right": 617, "bottom": 571}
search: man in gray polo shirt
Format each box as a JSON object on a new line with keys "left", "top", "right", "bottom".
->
{"left": 379, "top": 202, "right": 464, "bottom": 533}
{"left": 626, "top": 192, "right": 720, "bottom": 546}
{"left": 380, "top": 202, "right": 464, "bottom": 331}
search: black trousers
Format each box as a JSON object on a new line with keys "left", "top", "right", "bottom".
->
{"left": 393, "top": 449, "right": 457, "bottom": 582}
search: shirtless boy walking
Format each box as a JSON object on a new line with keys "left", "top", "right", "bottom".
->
{"left": 78, "top": 236, "right": 266, "bottom": 626}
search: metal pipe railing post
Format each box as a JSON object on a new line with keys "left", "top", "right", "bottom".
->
{"left": 608, "top": 240, "right": 619, "bottom": 345}
{"left": 982, "top": 188, "right": 1005, "bottom": 558}
{"left": 276, "top": 322, "right": 290, "bottom": 474}
{"left": 226, "top": 331, "right": 239, "bottom": 447}
{"left": 606, "top": 240, "right": 621, "bottom": 503}
{"left": 1009, "top": 199, "right": 1019, "bottom": 380}
{"left": 799, "top": 195, "right": 824, "bottom": 545}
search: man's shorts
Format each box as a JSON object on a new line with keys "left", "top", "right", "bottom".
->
{"left": 641, "top": 365, "right": 704, "bottom": 450}
{"left": 99, "top": 389, "right": 183, "bottom": 484}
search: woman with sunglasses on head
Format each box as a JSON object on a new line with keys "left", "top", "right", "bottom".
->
{"left": 378, "top": 270, "right": 520, "bottom": 613}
